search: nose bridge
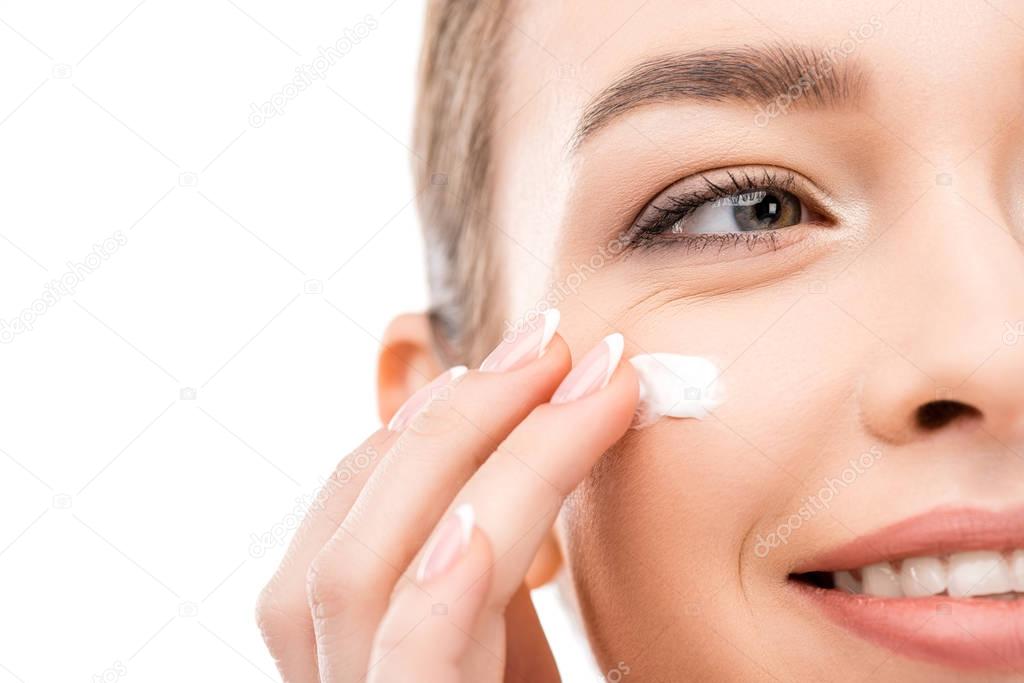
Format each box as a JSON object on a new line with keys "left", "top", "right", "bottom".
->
{"left": 904, "top": 191, "right": 1024, "bottom": 370}
{"left": 856, "top": 187, "right": 1024, "bottom": 442}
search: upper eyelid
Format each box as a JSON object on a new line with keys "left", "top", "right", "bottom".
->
{"left": 655, "top": 167, "right": 798, "bottom": 208}
{"left": 631, "top": 166, "right": 834, "bottom": 231}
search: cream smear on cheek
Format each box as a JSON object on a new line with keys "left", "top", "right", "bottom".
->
{"left": 628, "top": 353, "right": 723, "bottom": 429}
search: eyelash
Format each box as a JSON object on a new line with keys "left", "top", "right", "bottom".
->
{"left": 625, "top": 168, "right": 808, "bottom": 253}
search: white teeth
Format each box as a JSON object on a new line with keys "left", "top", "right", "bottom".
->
{"left": 1012, "top": 550, "right": 1024, "bottom": 592}
{"left": 829, "top": 550, "right": 1024, "bottom": 598}
{"left": 834, "top": 570, "right": 862, "bottom": 594}
{"left": 900, "top": 556, "right": 947, "bottom": 597}
{"left": 947, "top": 552, "right": 1013, "bottom": 598}
{"left": 862, "top": 562, "right": 903, "bottom": 597}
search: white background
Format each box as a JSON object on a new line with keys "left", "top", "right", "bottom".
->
{"left": 0, "top": 1, "right": 594, "bottom": 680}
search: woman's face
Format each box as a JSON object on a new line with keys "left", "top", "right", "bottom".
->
{"left": 487, "top": 1, "right": 1024, "bottom": 679}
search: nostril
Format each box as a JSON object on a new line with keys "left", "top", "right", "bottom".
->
{"left": 915, "top": 400, "right": 982, "bottom": 431}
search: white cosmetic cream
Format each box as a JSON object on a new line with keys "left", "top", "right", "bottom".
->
{"left": 628, "top": 353, "right": 723, "bottom": 429}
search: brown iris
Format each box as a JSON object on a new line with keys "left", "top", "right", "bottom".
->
{"left": 730, "top": 189, "right": 802, "bottom": 231}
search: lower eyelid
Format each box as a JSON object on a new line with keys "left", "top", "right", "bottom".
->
{"left": 636, "top": 230, "right": 782, "bottom": 253}
{"left": 622, "top": 219, "right": 836, "bottom": 268}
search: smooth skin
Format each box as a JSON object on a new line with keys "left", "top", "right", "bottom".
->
{"left": 264, "top": 1, "right": 1024, "bottom": 680}
{"left": 256, "top": 329, "right": 638, "bottom": 681}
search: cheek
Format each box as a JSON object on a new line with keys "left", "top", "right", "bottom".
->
{"left": 560, "top": 293, "right": 868, "bottom": 669}
{"left": 708, "top": 296, "right": 865, "bottom": 469}
{"left": 562, "top": 425, "right": 782, "bottom": 677}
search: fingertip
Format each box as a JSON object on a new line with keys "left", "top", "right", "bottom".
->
{"left": 478, "top": 330, "right": 572, "bottom": 403}
{"left": 534, "top": 331, "right": 572, "bottom": 379}
{"left": 609, "top": 350, "right": 640, "bottom": 404}
{"left": 593, "top": 354, "right": 640, "bottom": 437}
{"left": 425, "top": 522, "right": 494, "bottom": 621}
{"left": 461, "top": 331, "right": 571, "bottom": 398}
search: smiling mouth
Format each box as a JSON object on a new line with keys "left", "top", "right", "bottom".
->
{"left": 788, "top": 506, "right": 1024, "bottom": 671}
{"left": 793, "top": 549, "right": 1024, "bottom": 599}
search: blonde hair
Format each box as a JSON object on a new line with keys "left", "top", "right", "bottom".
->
{"left": 412, "top": 0, "right": 513, "bottom": 365}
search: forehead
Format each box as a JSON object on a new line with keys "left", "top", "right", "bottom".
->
{"left": 501, "top": 0, "right": 1020, "bottom": 126}
{"left": 489, "top": 0, "right": 1024, "bottom": 317}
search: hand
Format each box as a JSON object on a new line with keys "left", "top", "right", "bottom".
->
{"left": 256, "top": 319, "right": 637, "bottom": 682}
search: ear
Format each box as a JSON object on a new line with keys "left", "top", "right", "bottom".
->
{"left": 377, "top": 313, "right": 445, "bottom": 426}
{"left": 525, "top": 529, "right": 564, "bottom": 589}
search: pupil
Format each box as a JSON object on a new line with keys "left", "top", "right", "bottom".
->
{"left": 753, "top": 193, "right": 780, "bottom": 222}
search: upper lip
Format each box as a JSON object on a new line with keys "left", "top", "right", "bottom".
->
{"left": 795, "top": 505, "right": 1024, "bottom": 572}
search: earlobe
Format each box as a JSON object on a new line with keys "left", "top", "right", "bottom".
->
{"left": 377, "top": 313, "right": 445, "bottom": 427}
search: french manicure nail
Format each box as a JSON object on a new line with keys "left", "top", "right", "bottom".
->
{"left": 417, "top": 503, "right": 474, "bottom": 583}
{"left": 551, "top": 333, "right": 624, "bottom": 404}
{"left": 387, "top": 366, "right": 467, "bottom": 432}
{"left": 479, "top": 309, "right": 560, "bottom": 372}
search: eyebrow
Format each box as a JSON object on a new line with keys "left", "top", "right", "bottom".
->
{"left": 572, "top": 42, "right": 868, "bottom": 151}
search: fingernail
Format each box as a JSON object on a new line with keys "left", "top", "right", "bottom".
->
{"left": 551, "top": 333, "right": 624, "bottom": 404}
{"left": 417, "top": 503, "right": 474, "bottom": 583}
{"left": 479, "top": 309, "right": 560, "bottom": 373}
{"left": 387, "top": 366, "right": 467, "bottom": 432}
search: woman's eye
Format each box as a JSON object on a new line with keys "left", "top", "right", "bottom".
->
{"left": 668, "top": 188, "right": 803, "bottom": 236}
{"left": 624, "top": 168, "right": 832, "bottom": 254}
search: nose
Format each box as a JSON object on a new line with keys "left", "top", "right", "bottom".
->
{"left": 856, "top": 191, "right": 1024, "bottom": 445}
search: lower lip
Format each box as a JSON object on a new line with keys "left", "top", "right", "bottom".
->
{"left": 793, "top": 582, "right": 1024, "bottom": 670}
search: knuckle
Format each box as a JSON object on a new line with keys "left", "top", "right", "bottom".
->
{"left": 305, "top": 544, "right": 378, "bottom": 620}
{"left": 403, "top": 390, "right": 464, "bottom": 439}
{"left": 255, "top": 583, "right": 303, "bottom": 647}
{"left": 331, "top": 443, "right": 381, "bottom": 486}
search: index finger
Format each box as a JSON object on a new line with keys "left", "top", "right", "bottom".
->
{"left": 453, "top": 333, "right": 638, "bottom": 605}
